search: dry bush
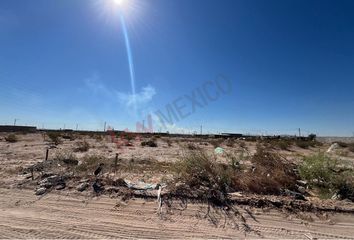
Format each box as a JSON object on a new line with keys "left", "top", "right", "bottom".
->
{"left": 162, "top": 137, "right": 172, "bottom": 147}
{"left": 296, "top": 140, "right": 314, "bottom": 149}
{"left": 75, "top": 154, "right": 108, "bottom": 174}
{"left": 349, "top": 144, "right": 354, "bottom": 153}
{"left": 209, "top": 139, "right": 223, "bottom": 148}
{"left": 267, "top": 139, "right": 292, "bottom": 150}
{"left": 225, "top": 138, "right": 235, "bottom": 147}
{"left": 337, "top": 142, "right": 349, "bottom": 148}
{"left": 172, "top": 150, "right": 234, "bottom": 206}
{"left": 238, "top": 141, "right": 246, "bottom": 149}
{"left": 141, "top": 139, "right": 157, "bottom": 147}
{"left": 47, "top": 132, "right": 62, "bottom": 145}
{"left": 62, "top": 133, "right": 76, "bottom": 141}
{"left": 235, "top": 147, "right": 297, "bottom": 195}
{"left": 5, "top": 134, "right": 18, "bottom": 143}
{"left": 54, "top": 151, "right": 78, "bottom": 165}
{"left": 75, "top": 140, "right": 90, "bottom": 152}
{"left": 186, "top": 142, "right": 199, "bottom": 150}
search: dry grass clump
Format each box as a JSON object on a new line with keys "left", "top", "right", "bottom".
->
{"left": 5, "top": 134, "right": 18, "bottom": 143}
{"left": 75, "top": 140, "right": 90, "bottom": 152}
{"left": 299, "top": 153, "right": 354, "bottom": 200}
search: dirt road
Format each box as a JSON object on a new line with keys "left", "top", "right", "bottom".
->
{"left": 0, "top": 188, "right": 354, "bottom": 239}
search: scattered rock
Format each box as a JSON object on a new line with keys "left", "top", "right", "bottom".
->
{"left": 35, "top": 187, "right": 47, "bottom": 195}
{"left": 55, "top": 183, "right": 66, "bottom": 190}
{"left": 77, "top": 182, "right": 89, "bottom": 192}
{"left": 297, "top": 186, "right": 306, "bottom": 194}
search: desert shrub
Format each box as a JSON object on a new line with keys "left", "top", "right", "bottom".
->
{"left": 337, "top": 142, "right": 348, "bottom": 148}
{"left": 225, "top": 151, "right": 247, "bottom": 170}
{"left": 62, "top": 133, "right": 75, "bottom": 141}
{"left": 238, "top": 141, "right": 246, "bottom": 149}
{"left": 225, "top": 138, "right": 235, "bottom": 147}
{"left": 119, "top": 132, "right": 134, "bottom": 141}
{"left": 299, "top": 153, "right": 354, "bottom": 200}
{"left": 141, "top": 139, "right": 157, "bottom": 147}
{"left": 348, "top": 144, "right": 354, "bottom": 153}
{"left": 172, "top": 150, "right": 234, "bottom": 205}
{"left": 5, "top": 134, "right": 18, "bottom": 143}
{"left": 296, "top": 140, "right": 315, "bottom": 149}
{"left": 209, "top": 139, "right": 223, "bottom": 148}
{"left": 299, "top": 153, "right": 337, "bottom": 187}
{"left": 54, "top": 151, "right": 78, "bottom": 165}
{"left": 239, "top": 147, "right": 297, "bottom": 194}
{"left": 172, "top": 147, "right": 297, "bottom": 203}
{"left": 76, "top": 155, "right": 108, "bottom": 174}
{"left": 75, "top": 140, "right": 90, "bottom": 152}
{"left": 268, "top": 139, "right": 292, "bottom": 150}
{"left": 186, "top": 143, "right": 199, "bottom": 150}
{"left": 166, "top": 138, "right": 172, "bottom": 147}
{"left": 47, "top": 132, "right": 62, "bottom": 145}
{"left": 277, "top": 140, "right": 291, "bottom": 150}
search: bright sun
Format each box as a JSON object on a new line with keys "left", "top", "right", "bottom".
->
{"left": 113, "top": 0, "right": 125, "bottom": 6}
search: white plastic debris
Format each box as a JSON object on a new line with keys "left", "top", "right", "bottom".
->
{"left": 214, "top": 147, "right": 224, "bottom": 154}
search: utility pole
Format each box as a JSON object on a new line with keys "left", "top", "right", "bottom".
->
{"left": 14, "top": 118, "right": 18, "bottom": 126}
{"left": 76, "top": 124, "right": 79, "bottom": 131}
{"left": 200, "top": 125, "right": 203, "bottom": 135}
{"left": 298, "top": 128, "right": 301, "bottom": 137}
{"left": 103, "top": 122, "right": 107, "bottom": 132}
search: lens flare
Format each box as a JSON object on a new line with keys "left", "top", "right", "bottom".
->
{"left": 120, "top": 13, "right": 137, "bottom": 113}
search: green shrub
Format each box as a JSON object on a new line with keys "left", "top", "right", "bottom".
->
{"left": 299, "top": 153, "right": 354, "bottom": 200}
{"left": 5, "top": 134, "right": 18, "bottom": 143}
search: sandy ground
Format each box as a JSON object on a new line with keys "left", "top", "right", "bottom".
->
{"left": 0, "top": 188, "right": 354, "bottom": 239}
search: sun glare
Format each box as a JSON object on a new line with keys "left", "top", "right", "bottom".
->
{"left": 113, "top": 0, "right": 124, "bottom": 6}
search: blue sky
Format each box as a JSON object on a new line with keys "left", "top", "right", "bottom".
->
{"left": 0, "top": 0, "right": 354, "bottom": 136}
